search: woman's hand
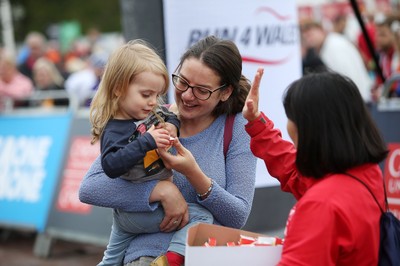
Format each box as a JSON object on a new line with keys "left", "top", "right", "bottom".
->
{"left": 158, "top": 138, "right": 200, "bottom": 177}
{"left": 159, "top": 139, "right": 212, "bottom": 196}
{"left": 149, "top": 180, "right": 189, "bottom": 232}
{"left": 243, "top": 67, "right": 264, "bottom": 122}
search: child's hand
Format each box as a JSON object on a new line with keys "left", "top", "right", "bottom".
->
{"left": 164, "top": 122, "right": 178, "bottom": 138}
{"left": 147, "top": 125, "right": 172, "bottom": 149}
{"left": 154, "top": 122, "right": 178, "bottom": 149}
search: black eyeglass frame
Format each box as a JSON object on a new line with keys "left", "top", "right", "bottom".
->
{"left": 171, "top": 74, "right": 227, "bottom": 101}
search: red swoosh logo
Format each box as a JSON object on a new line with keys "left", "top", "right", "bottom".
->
{"left": 243, "top": 6, "right": 293, "bottom": 65}
{"left": 242, "top": 55, "right": 291, "bottom": 65}
{"left": 255, "top": 7, "right": 291, "bottom": 21}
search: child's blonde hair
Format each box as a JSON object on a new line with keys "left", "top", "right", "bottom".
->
{"left": 89, "top": 39, "right": 169, "bottom": 144}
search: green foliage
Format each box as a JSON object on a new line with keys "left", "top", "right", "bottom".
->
{"left": 12, "top": 0, "right": 121, "bottom": 42}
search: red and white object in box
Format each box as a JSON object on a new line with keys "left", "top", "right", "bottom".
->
{"left": 186, "top": 223, "right": 282, "bottom": 266}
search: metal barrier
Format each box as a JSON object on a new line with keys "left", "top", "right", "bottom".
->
{"left": 33, "top": 108, "right": 112, "bottom": 258}
{"left": 0, "top": 91, "right": 112, "bottom": 258}
{"left": 0, "top": 91, "right": 75, "bottom": 233}
{"left": 1, "top": 89, "right": 79, "bottom": 114}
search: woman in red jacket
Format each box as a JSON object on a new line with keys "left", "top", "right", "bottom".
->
{"left": 243, "top": 69, "right": 388, "bottom": 265}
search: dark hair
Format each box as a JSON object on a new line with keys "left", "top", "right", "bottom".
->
{"left": 283, "top": 72, "right": 388, "bottom": 178}
{"left": 177, "top": 35, "right": 251, "bottom": 116}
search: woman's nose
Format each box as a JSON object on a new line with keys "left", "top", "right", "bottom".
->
{"left": 181, "top": 87, "right": 196, "bottom": 100}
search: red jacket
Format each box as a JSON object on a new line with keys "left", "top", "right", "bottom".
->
{"left": 245, "top": 113, "right": 385, "bottom": 266}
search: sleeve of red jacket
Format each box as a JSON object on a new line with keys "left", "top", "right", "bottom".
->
{"left": 244, "top": 112, "right": 309, "bottom": 200}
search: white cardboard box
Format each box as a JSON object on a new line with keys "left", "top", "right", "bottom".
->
{"left": 185, "top": 223, "right": 282, "bottom": 266}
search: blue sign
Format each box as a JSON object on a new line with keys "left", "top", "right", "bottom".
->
{"left": 0, "top": 112, "right": 72, "bottom": 232}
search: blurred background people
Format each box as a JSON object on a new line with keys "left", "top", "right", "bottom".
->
{"left": 65, "top": 52, "right": 108, "bottom": 107}
{"left": 300, "top": 19, "right": 373, "bottom": 102}
{"left": 17, "top": 32, "right": 49, "bottom": 82}
{"left": 63, "top": 38, "right": 92, "bottom": 75}
{"left": 301, "top": 47, "right": 327, "bottom": 75}
{"left": 301, "top": 36, "right": 327, "bottom": 75}
{"left": 332, "top": 14, "right": 347, "bottom": 35}
{"left": 31, "top": 57, "right": 68, "bottom": 107}
{"left": 0, "top": 49, "right": 34, "bottom": 111}
{"left": 389, "top": 17, "right": 400, "bottom": 97}
{"left": 374, "top": 13, "right": 400, "bottom": 98}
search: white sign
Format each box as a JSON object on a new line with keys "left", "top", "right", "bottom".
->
{"left": 0, "top": 136, "right": 52, "bottom": 202}
{"left": 164, "top": 0, "right": 302, "bottom": 187}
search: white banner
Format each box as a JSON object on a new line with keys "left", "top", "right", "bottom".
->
{"left": 164, "top": 0, "right": 302, "bottom": 187}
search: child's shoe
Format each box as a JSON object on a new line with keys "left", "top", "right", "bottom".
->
{"left": 150, "top": 255, "right": 169, "bottom": 266}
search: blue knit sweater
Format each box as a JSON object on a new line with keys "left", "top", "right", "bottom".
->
{"left": 79, "top": 113, "right": 257, "bottom": 264}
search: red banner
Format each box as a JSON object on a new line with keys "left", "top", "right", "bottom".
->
{"left": 56, "top": 136, "right": 100, "bottom": 214}
{"left": 384, "top": 143, "right": 400, "bottom": 218}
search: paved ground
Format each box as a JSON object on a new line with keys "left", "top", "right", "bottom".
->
{"left": 0, "top": 228, "right": 286, "bottom": 266}
{"left": 0, "top": 229, "right": 104, "bottom": 266}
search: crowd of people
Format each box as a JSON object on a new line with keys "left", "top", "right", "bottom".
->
{"left": 1, "top": 6, "right": 395, "bottom": 266}
{"left": 1, "top": 9, "right": 400, "bottom": 113}
{"left": 300, "top": 10, "right": 400, "bottom": 102}
{"left": 0, "top": 28, "right": 113, "bottom": 111}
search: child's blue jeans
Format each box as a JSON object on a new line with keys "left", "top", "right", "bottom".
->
{"left": 98, "top": 203, "right": 213, "bottom": 266}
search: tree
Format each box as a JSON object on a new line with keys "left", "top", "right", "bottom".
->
{"left": 10, "top": 0, "right": 121, "bottom": 43}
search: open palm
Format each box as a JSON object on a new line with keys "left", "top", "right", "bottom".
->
{"left": 243, "top": 67, "right": 264, "bottom": 122}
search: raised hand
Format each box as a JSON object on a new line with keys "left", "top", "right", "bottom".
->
{"left": 243, "top": 67, "right": 264, "bottom": 122}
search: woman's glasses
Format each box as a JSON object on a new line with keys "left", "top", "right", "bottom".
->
{"left": 172, "top": 74, "right": 227, "bottom": 101}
